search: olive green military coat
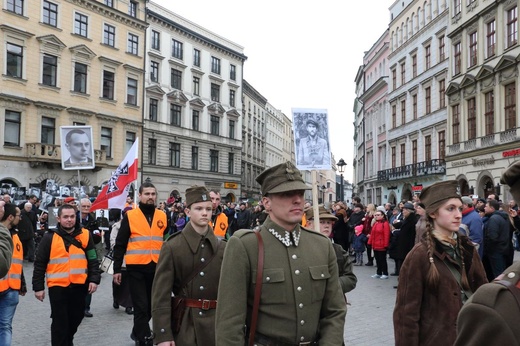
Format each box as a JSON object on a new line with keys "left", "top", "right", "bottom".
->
{"left": 216, "top": 216, "right": 347, "bottom": 345}
{"left": 151, "top": 222, "right": 226, "bottom": 345}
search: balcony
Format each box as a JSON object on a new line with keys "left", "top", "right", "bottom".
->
{"left": 26, "top": 143, "right": 107, "bottom": 170}
{"left": 377, "top": 159, "right": 446, "bottom": 182}
{"left": 448, "top": 128, "right": 518, "bottom": 156}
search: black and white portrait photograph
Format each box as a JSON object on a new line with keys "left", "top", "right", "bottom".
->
{"left": 48, "top": 207, "right": 58, "bottom": 229}
{"left": 40, "top": 192, "right": 54, "bottom": 211}
{"left": 60, "top": 185, "right": 72, "bottom": 198}
{"left": 29, "top": 187, "right": 41, "bottom": 199}
{"left": 0, "top": 183, "right": 11, "bottom": 195}
{"left": 292, "top": 108, "right": 331, "bottom": 170}
{"left": 60, "top": 126, "right": 95, "bottom": 170}
{"left": 96, "top": 209, "right": 110, "bottom": 230}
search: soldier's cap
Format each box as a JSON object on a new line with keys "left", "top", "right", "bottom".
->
{"left": 256, "top": 161, "right": 311, "bottom": 196}
{"left": 419, "top": 180, "right": 461, "bottom": 211}
{"left": 185, "top": 185, "right": 210, "bottom": 208}
{"left": 501, "top": 160, "right": 520, "bottom": 202}
{"left": 305, "top": 205, "right": 338, "bottom": 221}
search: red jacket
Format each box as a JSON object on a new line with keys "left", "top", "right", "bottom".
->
{"left": 368, "top": 220, "right": 390, "bottom": 251}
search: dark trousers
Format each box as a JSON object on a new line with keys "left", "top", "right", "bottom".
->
{"left": 48, "top": 285, "right": 87, "bottom": 346}
{"left": 366, "top": 244, "right": 373, "bottom": 262}
{"left": 394, "top": 259, "right": 403, "bottom": 275}
{"left": 374, "top": 250, "right": 388, "bottom": 276}
{"left": 21, "top": 238, "right": 35, "bottom": 261}
{"left": 128, "top": 270, "right": 155, "bottom": 341}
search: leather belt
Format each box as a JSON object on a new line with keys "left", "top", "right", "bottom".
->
{"left": 253, "top": 333, "right": 317, "bottom": 346}
{"left": 183, "top": 298, "right": 217, "bottom": 310}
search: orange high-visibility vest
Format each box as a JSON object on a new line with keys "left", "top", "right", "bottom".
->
{"left": 125, "top": 208, "right": 166, "bottom": 265}
{"left": 210, "top": 212, "right": 228, "bottom": 238}
{"left": 46, "top": 230, "right": 89, "bottom": 288}
{"left": 0, "top": 233, "right": 23, "bottom": 291}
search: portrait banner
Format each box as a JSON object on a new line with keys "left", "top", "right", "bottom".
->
{"left": 60, "top": 126, "right": 95, "bottom": 170}
{"left": 292, "top": 108, "right": 331, "bottom": 170}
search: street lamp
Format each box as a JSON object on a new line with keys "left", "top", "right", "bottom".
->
{"left": 337, "top": 158, "right": 347, "bottom": 202}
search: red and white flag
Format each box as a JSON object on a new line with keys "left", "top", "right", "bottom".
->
{"left": 90, "top": 138, "right": 139, "bottom": 211}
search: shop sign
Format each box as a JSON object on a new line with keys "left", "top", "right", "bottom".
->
{"left": 472, "top": 156, "right": 495, "bottom": 166}
{"left": 503, "top": 149, "right": 520, "bottom": 158}
{"left": 224, "top": 182, "right": 238, "bottom": 189}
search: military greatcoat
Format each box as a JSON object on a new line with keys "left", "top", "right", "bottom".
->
{"left": 216, "top": 216, "right": 346, "bottom": 345}
{"left": 151, "top": 222, "right": 226, "bottom": 345}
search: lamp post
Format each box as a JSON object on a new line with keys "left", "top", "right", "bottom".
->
{"left": 337, "top": 158, "right": 346, "bottom": 202}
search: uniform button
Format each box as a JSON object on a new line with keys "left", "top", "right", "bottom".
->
{"left": 508, "top": 272, "right": 516, "bottom": 279}
{"left": 321, "top": 273, "right": 325, "bottom": 278}
{"left": 297, "top": 286, "right": 302, "bottom": 292}
{"left": 199, "top": 311, "right": 203, "bottom": 316}
{"left": 292, "top": 254, "right": 297, "bottom": 259}
{"left": 160, "top": 328, "right": 165, "bottom": 333}
{"left": 200, "top": 272, "right": 205, "bottom": 277}
{"left": 300, "top": 320, "right": 305, "bottom": 325}
{"left": 295, "top": 270, "right": 300, "bottom": 275}
{"left": 201, "top": 258, "right": 205, "bottom": 262}
{"left": 299, "top": 303, "right": 303, "bottom": 308}
{"left": 266, "top": 276, "right": 271, "bottom": 282}
{"left": 199, "top": 286, "right": 204, "bottom": 290}
{"left": 201, "top": 244, "right": 205, "bottom": 248}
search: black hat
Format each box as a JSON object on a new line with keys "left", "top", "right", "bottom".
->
{"left": 185, "top": 185, "right": 210, "bottom": 207}
{"left": 256, "top": 161, "right": 311, "bottom": 196}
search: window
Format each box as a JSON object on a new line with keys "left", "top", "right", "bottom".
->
{"left": 439, "top": 36, "right": 445, "bottom": 61}
{"left": 170, "top": 104, "right": 181, "bottom": 126}
{"left": 211, "top": 56, "right": 221, "bottom": 74}
{"left": 487, "top": 20, "right": 496, "bottom": 58}
{"left": 169, "top": 142, "right": 180, "bottom": 167}
{"left": 74, "top": 62, "right": 87, "bottom": 93}
{"left": 104, "top": 0, "right": 114, "bottom": 7}
{"left": 210, "top": 115, "right": 220, "bottom": 135}
{"left": 412, "top": 140, "right": 417, "bottom": 164}
{"left": 412, "top": 55, "right": 417, "bottom": 78}
{"left": 101, "top": 127, "right": 112, "bottom": 158}
{"left": 400, "top": 143, "right": 405, "bottom": 166}
{"left": 425, "top": 135, "right": 432, "bottom": 161}
{"left": 148, "top": 138, "right": 156, "bottom": 165}
{"left": 439, "top": 79, "right": 446, "bottom": 108}
{"left": 103, "top": 24, "right": 115, "bottom": 47}
{"left": 125, "top": 131, "right": 136, "bottom": 154}
{"left": 74, "top": 13, "right": 88, "bottom": 37}
{"left": 469, "top": 32, "right": 477, "bottom": 67}
{"left": 192, "top": 110, "right": 199, "bottom": 131}
{"left": 193, "top": 76, "right": 200, "bottom": 95}
{"left": 392, "top": 104, "right": 397, "bottom": 128}
{"left": 43, "top": 0, "right": 58, "bottom": 27}
{"left": 467, "top": 98, "right": 476, "bottom": 139}
{"left": 150, "top": 61, "right": 159, "bottom": 83}
{"left": 452, "top": 104, "right": 460, "bottom": 144}
{"left": 228, "top": 153, "right": 234, "bottom": 174}
{"left": 127, "top": 33, "right": 139, "bottom": 55}
{"left": 151, "top": 30, "right": 160, "bottom": 50}
{"left": 391, "top": 146, "right": 396, "bottom": 168}
{"left": 129, "top": 1, "right": 137, "bottom": 17}
{"left": 229, "top": 90, "right": 235, "bottom": 107}
{"left": 102, "top": 70, "right": 114, "bottom": 99}
{"left": 211, "top": 83, "right": 220, "bottom": 102}
{"left": 6, "top": 43, "right": 23, "bottom": 78}
{"left": 41, "top": 116, "right": 55, "bottom": 144}
{"left": 230, "top": 64, "right": 236, "bottom": 80}
{"left": 229, "top": 120, "right": 235, "bottom": 139}
{"left": 425, "top": 45, "right": 431, "bottom": 69}
{"left": 400, "top": 62, "right": 405, "bottom": 84}
{"left": 401, "top": 100, "right": 406, "bottom": 125}
{"left": 7, "top": 0, "right": 23, "bottom": 15}
{"left": 425, "top": 87, "right": 431, "bottom": 114}
{"left": 505, "top": 82, "right": 517, "bottom": 129}
{"left": 507, "top": 6, "right": 518, "bottom": 48}
{"left": 4, "top": 110, "right": 21, "bottom": 146}
{"left": 412, "top": 94, "right": 418, "bottom": 120}
{"left": 172, "top": 39, "right": 183, "bottom": 59}
{"left": 438, "top": 131, "right": 446, "bottom": 160}
{"left": 149, "top": 98, "right": 158, "bottom": 121}
{"left": 454, "top": 0, "right": 461, "bottom": 15}
{"left": 191, "top": 146, "right": 198, "bottom": 170}
{"left": 42, "top": 54, "right": 57, "bottom": 87}
{"left": 210, "top": 150, "right": 219, "bottom": 172}
{"left": 392, "top": 69, "right": 396, "bottom": 90}
{"left": 193, "top": 49, "right": 200, "bottom": 67}
{"left": 453, "top": 42, "right": 461, "bottom": 75}
{"left": 171, "top": 69, "right": 181, "bottom": 89}
{"left": 485, "top": 91, "right": 494, "bottom": 135}
{"left": 127, "top": 78, "right": 137, "bottom": 105}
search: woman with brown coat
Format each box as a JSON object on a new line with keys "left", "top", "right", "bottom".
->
{"left": 393, "top": 181, "right": 488, "bottom": 346}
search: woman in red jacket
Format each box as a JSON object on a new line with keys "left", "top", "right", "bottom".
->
{"left": 368, "top": 211, "right": 391, "bottom": 279}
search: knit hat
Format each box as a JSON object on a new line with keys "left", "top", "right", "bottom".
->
{"left": 185, "top": 185, "right": 210, "bottom": 207}
{"left": 256, "top": 161, "right": 311, "bottom": 196}
{"left": 420, "top": 180, "right": 461, "bottom": 211}
{"left": 376, "top": 206, "right": 386, "bottom": 212}
{"left": 64, "top": 197, "right": 75, "bottom": 204}
{"left": 501, "top": 160, "right": 520, "bottom": 202}
{"left": 305, "top": 205, "right": 338, "bottom": 221}
{"left": 354, "top": 224, "right": 364, "bottom": 236}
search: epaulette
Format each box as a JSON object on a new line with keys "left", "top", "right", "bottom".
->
{"left": 166, "top": 230, "right": 182, "bottom": 241}
{"left": 300, "top": 226, "right": 328, "bottom": 238}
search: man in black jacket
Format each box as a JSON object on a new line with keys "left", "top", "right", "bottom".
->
{"left": 483, "top": 199, "right": 510, "bottom": 281}
{"left": 235, "top": 202, "right": 252, "bottom": 230}
{"left": 18, "top": 202, "right": 37, "bottom": 262}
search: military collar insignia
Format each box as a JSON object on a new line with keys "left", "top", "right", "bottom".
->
{"left": 268, "top": 228, "right": 301, "bottom": 247}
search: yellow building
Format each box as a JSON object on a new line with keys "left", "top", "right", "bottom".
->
{"left": 0, "top": 0, "right": 147, "bottom": 199}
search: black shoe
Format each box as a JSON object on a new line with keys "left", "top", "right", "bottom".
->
{"left": 390, "top": 273, "right": 399, "bottom": 276}
{"left": 113, "top": 301, "right": 119, "bottom": 309}
{"left": 84, "top": 310, "right": 93, "bottom": 317}
{"left": 365, "top": 261, "right": 374, "bottom": 266}
{"left": 393, "top": 286, "right": 398, "bottom": 289}
{"left": 125, "top": 307, "right": 134, "bottom": 315}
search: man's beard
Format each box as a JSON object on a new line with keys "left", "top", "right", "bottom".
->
{"left": 61, "top": 224, "right": 75, "bottom": 233}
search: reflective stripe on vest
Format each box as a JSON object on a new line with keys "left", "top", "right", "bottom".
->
{"left": 0, "top": 233, "right": 23, "bottom": 291}
{"left": 46, "top": 230, "right": 89, "bottom": 287}
{"left": 125, "top": 209, "right": 166, "bottom": 265}
{"left": 210, "top": 212, "right": 228, "bottom": 238}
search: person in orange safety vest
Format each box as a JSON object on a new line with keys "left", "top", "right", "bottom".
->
{"left": 209, "top": 190, "right": 228, "bottom": 239}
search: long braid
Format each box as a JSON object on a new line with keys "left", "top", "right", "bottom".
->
{"left": 458, "top": 237, "right": 471, "bottom": 291}
{"left": 425, "top": 217, "right": 440, "bottom": 291}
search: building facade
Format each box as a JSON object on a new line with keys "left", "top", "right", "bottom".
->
{"left": 0, "top": 0, "right": 147, "bottom": 198}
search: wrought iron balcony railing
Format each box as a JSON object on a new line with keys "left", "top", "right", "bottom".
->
{"left": 377, "top": 159, "right": 446, "bottom": 182}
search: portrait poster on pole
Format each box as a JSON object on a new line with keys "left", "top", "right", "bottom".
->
{"left": 292, "top": 108, "right": 331, "bottom": 171}
{"left": 60, "top": 126, "right": 95, "bottom": 170}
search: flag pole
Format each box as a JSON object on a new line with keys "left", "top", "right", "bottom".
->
{"left": 77, "top": 170, "right": 82, "bottom": 200}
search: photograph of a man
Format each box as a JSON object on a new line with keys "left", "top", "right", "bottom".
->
{"left": 60, "top": 126, "right": 95, "bottom": 170}
{"left": 293, "top": 109, "right": 331, "bottom": 170}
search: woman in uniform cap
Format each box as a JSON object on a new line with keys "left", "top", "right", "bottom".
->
{"left": 393, "top": 180, "right": 487, "bottom": 346}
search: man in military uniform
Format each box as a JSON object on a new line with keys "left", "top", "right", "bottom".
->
{"left": 152, "top": 186, "right": 226, "bottom": 345}
{"left": 208, "top": 189, "right": 228, "bottom": 239}
{"left": 297, "top": 117, "right": 329, "bottom": 167}
{"left": 216, "top": 161, "right": 346, "bottom": 345}
{"left": 455, "top": 160, "right": 520, "bottom": 345}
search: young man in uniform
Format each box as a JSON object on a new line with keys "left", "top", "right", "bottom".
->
{"left": 113, "top": 182, "right": 168, "bottom": 346}
{"left": 32, "top": 204, "right": 100, "bottom": 346}
{"left": 216, "top": 161, "right": 346, "bottom": 345}
{"left": 152, "top": 186, "right": 226, "bottom": 345}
